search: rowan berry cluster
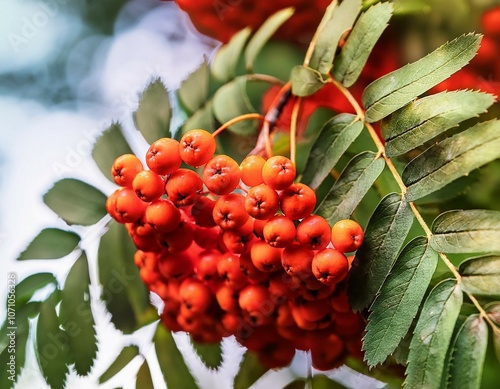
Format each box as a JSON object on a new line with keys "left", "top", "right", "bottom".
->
{"left": 106, "top": 128, "right": 365, "bottom": 370}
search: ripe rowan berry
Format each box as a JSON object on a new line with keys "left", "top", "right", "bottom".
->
{"left": 179, "top": 278, "right": 213, "bottom": 314}
{"left": 250, "top": 240, "right": 283, "bottom": 273}
{"left": 239, "top": 155, "right": 266, "bottom": 187}
{"left": 331, "top": 219, "right": 364, "bottom": 253}
{"left": 112, "top": 187, "right": 147, "bottom": 223}
{"left": 312, "top": 248, "right": 349, "bottom": 285}
{"left": 165, "top": 168, "right": 203, "bottom": 207}
{"left": 146, "top": 138, "right": 182, "bottom": 175}
{"left": 217, "top": 252, "right": 248, "bottom": 290}
{"left": 203, "top": 155, "right": 241, "bottom": 195}
{"left": 252, "top": 218, "right": 268, "bottom": 239}
{"left": 261, "top": 155, "right": 296, "bottom": 190}
{"left": 222, "top": 228, "right": 255, "bottom": 254}
{"left": 157, "top": 250, "right": 194, "bottom": 280}
{"left": 194, "top": 250, "right": 221, "bottom": 283}
{"left": 281, "top": 243, "right": 314, "bottom": 279}
{"left": 179, "top": 129, "right": 216, "bottom": 167}
{"left": 238, "top": 253, "right": 270, "bottom": 283}
{"left": 263, "top": 215, "right": 296, "bottom": 248}
{"left": 244, "top": 184, "right": 280, "bottom": 220}
{"left": 213, "top": 193, "right": 249, "bottom": 230}
{"left": 132, "top": 170, "right": 165, "bottom": 202}
{"left": 296, "top": 215, "right": 331, "bottom": 251}
{"left": 190, "top": 196, "right": 217, "bottom": 227}
{"left": 157, "top": 217, "right": 194, "bottom": 253}
{"left": 193, "top": 226, "right": 221, "bottom": 250}
{"left": 111, "top": 154, "right": 143, "bottom": 188}
{"left": 238, "top": 284, "right": 273, "bottom": 326}
{"left": 279, "top": 183, "right": 316, "bottom": 220}
{"left": 145, "top": 199, "right": 181, "bottom": 233}
{"left": 215, "top": 284, "right": 240, "bottom": 313}
{"left": 481, "top": 6, "right": 500, "bottom": 37}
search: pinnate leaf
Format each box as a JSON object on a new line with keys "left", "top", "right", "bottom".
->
{"left": 333, "top": 2, "right": 393, "bottom": 87}
{"left": 430, "top": 209, "right": 500, "bottom": 253}
{"left": 301, "top": 114, "right": 363, "bottom": 188}
{"left": 382, "top": 90, "right": 495, "bottom": 156}
{"left": 404, "top": 279, "right": 463, "bottom": 389}
{"left": 458, "top": 255, "right": 500, "bottom": 296}
{"left": 154, "top": 325, "right": 198, "bottom": 389}
{"left": 403, "top": 119, "right": 500, "bottom": 201}
{"left": 17, "top": 228, "right": 80, "bottom": 260}
{"left": 315, "top": 151, "right": 385, "bottom": 225}
{"left": 99, "top": 345, "right": 139, "bottom": 384}
{"left": 14, "top": 273, "right": 57, "bottom": 306}
{"left": 136, "top": 359, "right": 154, "bottom": 389}
{"left": 234, "top": 351, "right": 269, "bottom": 389}
{"left": 363, "top": 236, "right": 438, "bottom": 367}
{"left": 178, "top": 58, "right": 210, "bottom": 114}
{"left": 43, "top": 179, "right": 107, "bottom": 226}
{"left": 133, "top": 79, "right": 171, "bottom": 143}
{"left": 290, "top": 65, "right": 325, "bottom": 97}
{"left": 212, "top": 28, "right": 252, "bottom": 82}
{"left": 191, "top": 337, "right": 223, "bottom": 369}
{"left": 444, "top": 314, "right": 488, "bottom": 389}
{"left": 363, "top": 34, "right": 481, "bottom": 122}
{"left": 59, "top": 252, "right": 97, "bottom": 375}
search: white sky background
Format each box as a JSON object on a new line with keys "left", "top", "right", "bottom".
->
{"left": 0, "top": 1, "right": 384, "bottom": 387}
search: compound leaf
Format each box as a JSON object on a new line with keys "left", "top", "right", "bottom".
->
{"left": 459, "top": 255, "right": 500, "bottom": 297}
{"left": 315, "top": 151, "right": 385, "bottom": 225}
{"left": 17, "top": 228, "right": 80, "bottom": 261}
{"left": 13, "top": 273, "right": 57, "bottom": 306}
{"left": 363, "top": 34, "right": 481, "bottom": 122}
{"left": 99, "top": 345, "right": 139, "bottom": 384}
{"left": 212, "top": 28, "right": 252, "bottom": 82}
{"left": 290, "top": 65, "right": 325, "bottom": 97}
{"left": 363, "top": 236, "right": 438, "bottom": 367}
{"left": 348, "top": 193, "right": 414, "bottom": 311}
{"left": 136, "top": 359, "right": 154, "bottom": 389}
{"left": 382, "top": 90, "right": 495, "bottom": 157}
{"left": 234, "top": 351, "right": 269, "bottom": 389}
{"left": 191, "top": 337, "right": 223, "bottom": 369}
{"left": 404, "top": 279, "right": 463, "bottom": 389}
{"left": 178, "top": 58, "right": 210, "bottom": 114}
{"left": 431, "top": 209, "right": 500, "bottom": 253}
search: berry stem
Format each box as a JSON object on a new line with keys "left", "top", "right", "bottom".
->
{"left": 212, "top": 113, "right": 264, "bottom": 138}
{"left": 246, "top": 73, "right": 285, "bottom": 85}
{"left": 290, "top": 96, "right": 303, "bottom": 165}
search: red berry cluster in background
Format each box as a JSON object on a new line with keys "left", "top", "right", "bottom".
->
{"left": 432, "top": 6, "right": 500, "bottom": 96}
{"left": 106, "top": 129, "right": 366, "bottom": 370}
{"left": 172, "top": 0, "right": 331, "bottom": 44}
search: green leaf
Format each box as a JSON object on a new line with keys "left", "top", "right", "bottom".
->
{"left": 431, "top": 210, "right": 500, "bottom": 253}
{"left": 301, "top": 114, "right": 364, "bottom": 188}
{"left": 404, "top": 279, "right": 463, "bottom": 389}
{"left": 181, "top": 101, "right": 216, "bottom": 134}
{"left": 98, "top": 221, "right": 153, "bottom": 333}
{"left": 43, "top": 179, "right": 107, "bottom": 226}
{"left": 316, "top": 151, "right": 385, "bottom": 227}
{"left": 245, "top": 7, "right": 294, "bottom": 72}
{"left": 212, "top": 27, "right": 252, "bottom": 82}
{"left": 445, "top": 314, "right": 488, "bottom": 389}
{"left": 458, "top": 255, "right": 500, "bottom": 297}
{"left": 382, "top": 90, "right": 495, "bottom": 157}
{"left": 154, "top": 324, "right": 198, "bottom": 389}
{"left": 17, "top": 228, "right": 80, "bottom": 260}
{"left": 309, "top": 0, "right": 362, "bottom": 74}
{"left": 403, "top": 120, "right": 500, "bottom": 201}
{"left": 13, "top": 273, "right": 57, "bottom": 306}
{"left": 348, "top": 193, "right": 414, "bottom": 311}
{"left": 234, "top": 351, "right": 269, "bottom": 389}
{"left": 59, "top": 252, "right": 97, "bottom": 375}
{"left": 212, "top": 77, "right": 259, "bottom": 135}
{"left": 312, "top": 375, "right": 349, "bottom": 388}
{"left": 36, "top": 298, "right": 70, "bottom": 389}
{"left": 92, "top": 122, "right": 133, "bottom": 182}
{"left": 133, "top": 79, "right": 171, "bottom": 143}
{"left": 363, "top": 34, "right": 482, "bottom": 122}
{"left": 290, "top": 65, "right": 325, "bottom": 97}
{"left": 178, "top": 58, "right": 210, "bottom": 114}
{"left": 98, "top": 345, "right": 139, "bottom": 384}
{"left": 136, "top": 359, "right": 154, "bottom": 389}
{"left": 363, "top": 236, "right": 438, "bottom": 367}
{"left": 191, "top": 337, "right": 223, "bottom": 369}
{"left": 333, "top": 2, "right": 393, "bottom": 87}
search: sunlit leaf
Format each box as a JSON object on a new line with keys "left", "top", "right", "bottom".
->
{"left": 309, "top": 0, "right": 362, "bottom": 74}
{"left": 382, "top": 90, "right": 495, "bottom": 156}
{"left": 458, "top": 255, "right": 500, "bottom": 296}
{"left": 431, "top": 209, "right": 500, "bottom": 253}
{"left": 136, "top": 359, "right": 154, "bottom": 389}
{"left": 98, "top": 221, "right": 153, "bottom": 333}
{"left": 403, "top": 120, "right": 500, "bottom": 201}
{"left": 245, "top": 7, "right": 294, "bottom": 72}
{"left": 17, "top": 228, "right": 80, "bottom": 260}
{"left": 290, "top": 65, "right": 325, "bottom": 97}
{"left": 363, "top": 34, "right": 481, "bottom": 122}
{"left": 191, "top": 337, "right": 223, "bottom": 369}
{"left": 181, "top": 101, "right": 216, "bottom": 135}
{"left": 363, "top": 237, "right": 438, "bottom": 367}
{"left": 234, "top": 351, "right": 268, "bottom": 389}
{"left": 334, "top": 2, "right": 393, "bottom": 87}
{"left": 13, "top": 273, "right": 57, "bottom": 306}
{"left": 59, "top": 253, "right": 97, "bottom": 375}
{"left": 445, "top": 314, "right": 488, "bottom": 389}
{"left": 348, "top": 193, "right": 414, "bottom": 311}
{"left": 98, "top": 345, "right": 139, "bottom": 384}
{"left": 301, "top": 114, "right": 363, "bottom": 188}
{"left": 43, "top": 179, "right": 107, "bottom": 226}
{"left": 36, "top": 298, "right": 70, "bottom": 389}
{"left": 212, "top": 28, "right": 252, "bottom": 82}
{"left": 154, "top": 325, "right": 198, "bottom": 389}
{"left": 92, "top": 122, "right": 133, "bottom": 182}
{"left": 404, "top": 279, "right": 463, "bottom": 389}
{"left": 178, "top": 58, "right": 210, "bottom": 114}
{"left": 315, "top": 151, "right": 385, "bottom": 225}
{"left": 133, "top": 79, "right": 171, "bottom": 143}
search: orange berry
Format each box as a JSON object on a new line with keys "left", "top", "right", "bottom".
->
{"left": 145, "top": 199, "right": 181, "bottom": 233}
{"left": 240, "top": 155, "right": 266, "bottom": 187}
{"left": 312, "top": 248, "right": 349, "bottom": 285}
{"left": 146, "top": 138, "right": 182, "bottom": 175}
{"left": 238, "top": 284, "right": 273, "bottom": 326}
{"left": 179, "top": 278, "right": 212, "bottom": 314}
{"left": 331, "top": 219, "right": 364, "bottom": 253}
{"left": 279, "top": 183, "right": 316, "bottom": 220}
{"left": 213, "top": 193, "right": 249, "bottom": 230}
{"left": 190, "top": 196, "right": 216, "bottom": 227}
{"left": 179, "top": 129, "right": 216, "bottom": 167}
{"left": 281, "top": 243, "right": 314, "bottom": 279}
{"left": 132, "top": 170, "right": 165, "bottom": 202}
{"left": 263, "top": 215, "right": 296, "bottom": 248}
{"left": 111, "top": 154, "right": 143, "bottom": 188}
{"left": 261, "top": 155, "right": 296, "bottom": 190}
{"left": 165, "top": 168, "right": 203, "bottom": 206}
{"left": 217, "top": 253, "right": 248, "bottom": 290}
{"left": 250, "top": 240, "right": 283, "bottom": 272}
{"left": 202, "top": 154, "right": 241, "bottom": 195}
{"left": 112, "top": 187, "right": 147, "bottom": 223}
{"left": 296, "top": 215, "right": 331, "bottom": 250}
{"left": 244, "top": 184, "right": 280, "bottom": 220}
